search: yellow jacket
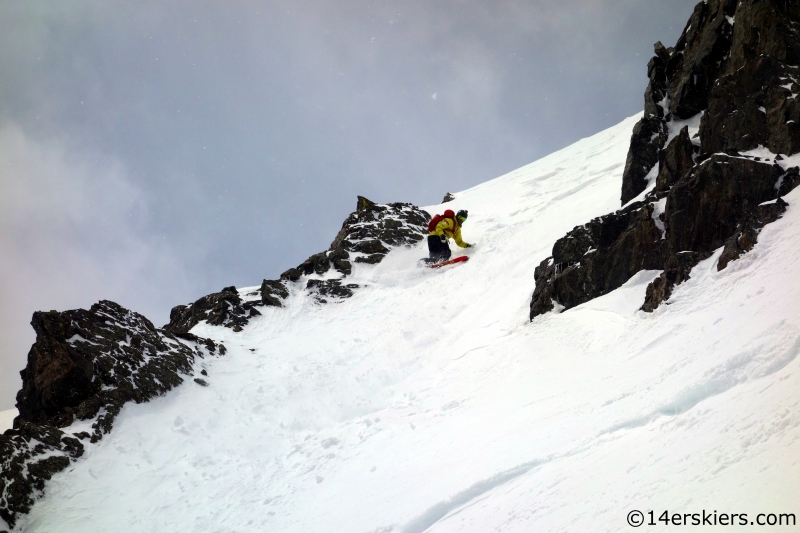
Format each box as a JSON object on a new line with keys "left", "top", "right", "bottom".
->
{"left": 430, "top": 217, "right": 468, "bottom": 248}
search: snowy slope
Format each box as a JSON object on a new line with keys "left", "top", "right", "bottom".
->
{"left": 20, "top": 114, "right": 800, "bottom": 532}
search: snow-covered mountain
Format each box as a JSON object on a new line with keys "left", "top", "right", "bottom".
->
{"left": 7, "top": 112, "right": 800, "bottom": 532}
{"left": 3, "top": 1, "right": 800, "bottom": 531}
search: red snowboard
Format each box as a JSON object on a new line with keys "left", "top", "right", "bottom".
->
{"left": 429, "top": 256, "right": 469, "bottom": 269}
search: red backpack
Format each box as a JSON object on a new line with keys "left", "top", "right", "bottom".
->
{"left": 427, "top": 209, "right": 456, "bottom": 233}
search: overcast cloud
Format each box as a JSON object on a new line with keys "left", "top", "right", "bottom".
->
{"left": 0, "top": 0, "right": 698, "bottom": 408}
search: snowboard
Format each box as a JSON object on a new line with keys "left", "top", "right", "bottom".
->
{"left": 428, "top": 256, "right": 469, "bottom": 269}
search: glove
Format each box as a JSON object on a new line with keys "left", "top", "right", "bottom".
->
{"left": 465, "top": 243, "right": 473, "bottom": 248}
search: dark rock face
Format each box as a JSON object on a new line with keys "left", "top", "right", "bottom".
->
{"left": 702, "top": 57, "right": 800, "bottom": 155}
{"left": 533, "top": 0, "right": 800, "bottom": 319}
{"left": 165, "top": 286, "right": 263, "bottom": 334}
{"left": 620, "top": 116, "right": 667, "bottom": 205}
{"left": 530, "top": 201, "right": 665, "bottom": 318}
{"left": 698, "top": 0, "right": 800, "bottom": 154}
{"left": 306, "top": 279, "right": 360, "bottom": 303}
{"left": 261, "top": 279, "right": 290, "bottom": 307}
{"left": 3, "top": 300, "right": 221, "bottom": 528}
{"left": 167, "top": 196, "right": 430, "bottom": 336}
{"left": 329, "top": 196, "right": 430, "bottom": 259}
{"left": 17, "top": 300, "right": 221, "bottom": 435}
{"left": 280, "top": 196, "right": 430, "bottom": 301}
{"left": 717, "top": 197, "right": 791, "bottom": 271}
{"left": 667, "top": 0, "right": 736, "bottom": 119}
{"left": 640, "top": 252, "right": 702, "bottom": 312}
{"left": 4, "top": 194, "right": 430, "bottom": 526}
{"left": 665, "top": 156, "right": 786, "bottom": 255}
{"left": 656, "top": 126, "right": 696, "bottom": 194}
{"left": 0, "top": 422, "right": 84, "bottom": 527}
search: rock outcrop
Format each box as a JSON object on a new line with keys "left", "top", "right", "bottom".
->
{"left": 294, "top": 195, "right": 429, "bottom": 273}
{"left": 530, "top": 200, "right": 666, "bottom": 317}
{"left": 532, "top": 0, "right": 800, "bottom": 320}
{"left": 279, "top": 196, "right": 430, "bottom": 302}
{"left": 2, "top": 301, "right": 222, "bottom": 527}
{"left": 0, "top": 422, "right": 84, "bottom": 528}
{"left": 164, "top": 196, "right": 430, "bottom": 331}
{"left": 3, "top": 194, "right": 429, "bottom": 527}
{"left": 165, "top": 286, "right": 264, "bottom": 334}
{"left": 620, "top": 0, "right": 738, "bottom": 205}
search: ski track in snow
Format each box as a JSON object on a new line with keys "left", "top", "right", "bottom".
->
{"left": 17, "top": 113, "right": 800, "bottom": 532}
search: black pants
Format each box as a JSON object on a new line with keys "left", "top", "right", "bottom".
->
{"left": 427, "top": 235, "right": 451, "bottom": 263}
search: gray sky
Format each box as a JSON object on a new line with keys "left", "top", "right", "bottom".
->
{"left": 0, "top": 0, "right": 698, "bottom": 409}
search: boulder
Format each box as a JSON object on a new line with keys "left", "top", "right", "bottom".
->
{"left": 306, "top": 279, "right": 359, "bottom": 303}
{"left": 640, "top": 251, "right": 702, "bottom": 312}
{"left": 164, "top": 286, "right": 261, "bottom": 333}
{"left": 261, "top": 279, "right": 290, "bottom": 307}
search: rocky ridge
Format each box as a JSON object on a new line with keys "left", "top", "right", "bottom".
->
{"left": 1, "top": 301, "right": 223, "bottom": 528}
{"left": 531, "top": 0, "right": 800, "bottom": 320}
{"left": 2, "top": 196, "right": 429, "bottom": 529}
{"left": 164, "top": 196, "right": 430, "bottom": 332}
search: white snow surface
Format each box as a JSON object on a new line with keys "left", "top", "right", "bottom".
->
{"left": 20, "top": 114, "right": 800, "bottom": 532}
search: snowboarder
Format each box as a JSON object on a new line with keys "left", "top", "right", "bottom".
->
{"left": 425, "top": 209, "right": 472, "bottom": 264}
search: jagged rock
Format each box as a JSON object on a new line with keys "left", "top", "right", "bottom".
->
{"left": 165, "top": 286, "right": 261, "bottom": 334}
{"left": 442, "top": 192, "right": 456, "bottom": 203}
{"left": 328, "top": 248, "right": 352, "bottom": 276}
{"left": 261, "top": 279, "right": 290, "bottom": 307}
{"left": 535, "top": 0, "right": 800, "bottom": 318}
{"left": 306, "top": 279, "right": 359, "bottom": 303}
{"left": 17, "top": 301, "right": 217, "bottom": 433}
{"left": 656, "top": 126, "right": 695, "bottom": 193}
{"left": 777, "top": 166, "right": 800, "bottom": 197}
{"left": 641, "top": 251, "right": 703, "bottom": 312}
{"left": 727, "top": 0, "right": 800, "bottom": 69}
{"left": 283, "top": 196, "right": 429, "bottom": 289}
{"left": 622, "top": 0, "right": 737, "bottom": 205}
{"left": 701, "top": 56, "right": 800, "bottom": 155}
{"left": 0, "top": 421, "right": 84, "bottom": 527}
{"left": 280, "top": 268, "right": 303, "bottom": 282}
{"left": 333, "top": 197, "right": 430, "bottom": 252}
{"left": 717, "top": 197, "right": 790, "bottom": 271}
{"left": 620, "top": 116, "right": 668, "bottom": 204}
{"left": 354, "top": 239, "right": 389, "bottom": 255}
{"left": 354, "top": 254, "right": 385, "bottom": 264}
{"left": 4, "top": 300, "right": 220, "bottom": 527}
{"left": 643, "top": 42, "right": 669, "bottom": 119}
{"left": 667, "top": 0, "right": 736, "bottom": 119}
{"left": 660, "top": 0, "right": 800, "bottom": 156}
{"left": 530, "top": 201, "right": 665, "bottom": 319}
{"left": 301, "top": 253, "right": 332, "bottom": 276}
{"left": 665, "top": 156, "right": 785, "bottom": 255}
